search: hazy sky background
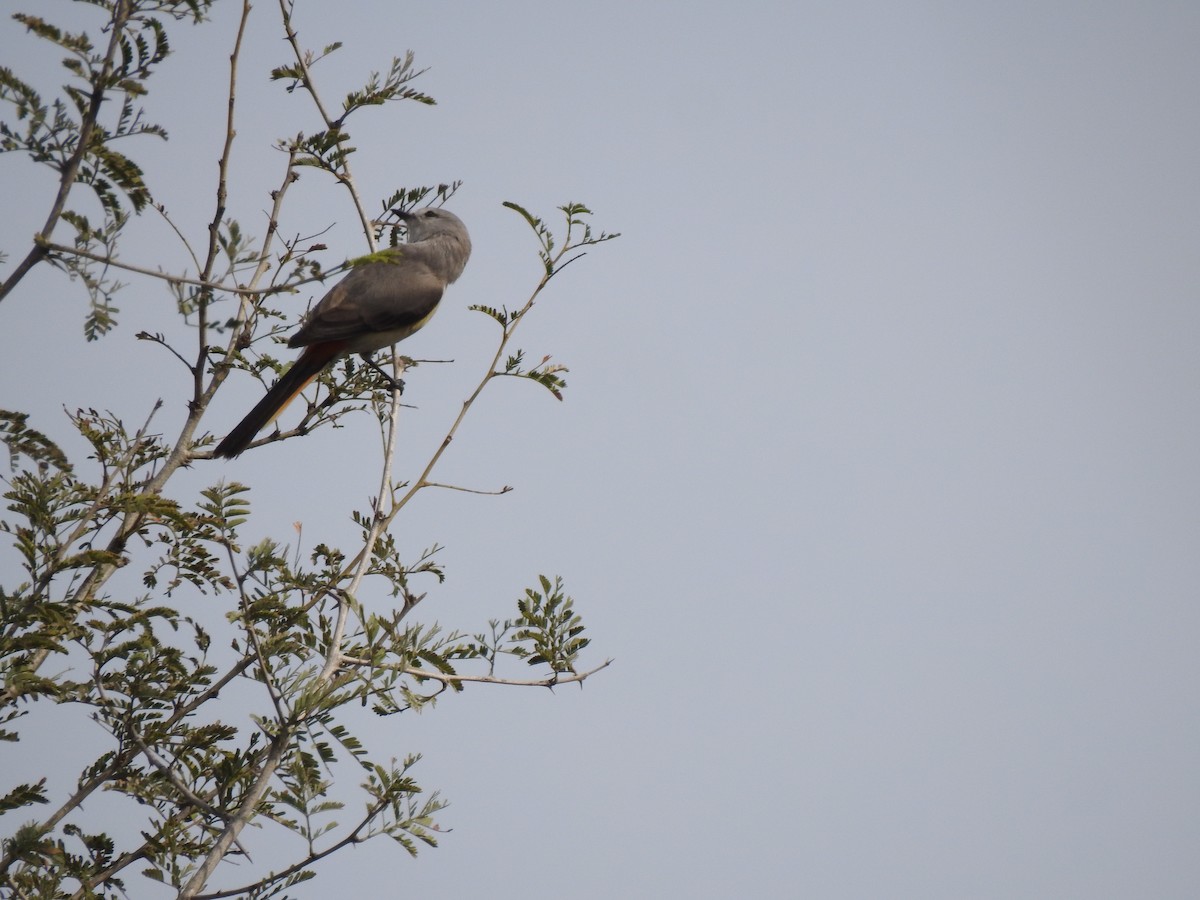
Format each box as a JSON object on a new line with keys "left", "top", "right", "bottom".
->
{"left": 2, "top": 1, "right": 1199, "bottom": 897}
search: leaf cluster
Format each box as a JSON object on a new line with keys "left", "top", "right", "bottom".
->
{"left": 504, "top": 201, "right": 621, "bottom": 277}
{"left": 1, "top": 418, "right": 600, "bottom": 893}
{"left": 274, "top": 46, "right": 434, "bottom": 177}
{"left": 0, "top": 1, "right": 219, "bottom": 318}
{"left": 2, "top": 3, "right": 212, "bottom": 216}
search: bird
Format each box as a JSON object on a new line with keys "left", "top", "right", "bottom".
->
{"left": 213, "top": 207, "right": 471, "bottom": 458}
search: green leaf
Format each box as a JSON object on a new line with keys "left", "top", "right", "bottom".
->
{"left": 0, "top": 410, "right": 72, "bottom": 473}
{"left": 0, "top": 779, "right": 49, "bottom": 813}
{"left": 468, "top": 303, "right": 510, "bottom": 326}
{"left": 507, "top": 576, "right": 590, "bottom": 673}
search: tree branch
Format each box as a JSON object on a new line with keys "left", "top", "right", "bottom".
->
{"left": 277, "top": 0, "right": 376, "bottom": 244}
{"left": 0, "top": 0, "right": 134, "bottom": 304}
{"left": 39, "top": 239, "right": 310, "bottom": 296}
{"left": 341, "top": 656, "right": 615, "bottom": 688}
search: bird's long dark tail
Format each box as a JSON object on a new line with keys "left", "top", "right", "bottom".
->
{"left": 213, "top": 341, "right": 345, "bottom": 458}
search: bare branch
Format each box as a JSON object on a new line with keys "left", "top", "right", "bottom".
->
{"left": 420, "top": 481, "right": 514, "bottom": 496}
{"left": 341, "top": 657, "right": 615, "bottom": 688}
{"left": 39, "top": 239, "right": 303, "bottom": 296}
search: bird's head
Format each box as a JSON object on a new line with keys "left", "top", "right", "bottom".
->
{"left": 396, "top": 207, "right": 469, "bottom": 245}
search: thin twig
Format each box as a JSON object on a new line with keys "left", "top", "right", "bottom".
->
{"left": 420, "top": 481, "right": 513, "bottom": 496}
{"left": 192, "top": 794, "right": 394, "bottom": 900}
{"left": 39, "top": 239, "right": 303, "bottom": 295}
{"left": 341, "top": 657, "right": 615, "bottom": 688}
{"left": 154, "top": 203, "right": 204, "bottom": 274}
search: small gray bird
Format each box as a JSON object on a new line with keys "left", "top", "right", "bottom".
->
{"left": 214, "top": 207, "right": 471, "bottom": 458}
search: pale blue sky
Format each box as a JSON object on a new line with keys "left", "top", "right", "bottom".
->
{"left": 2, "top": 1, "right": 1199, "bottom": 897}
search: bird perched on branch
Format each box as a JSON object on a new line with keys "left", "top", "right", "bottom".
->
{"left": 213, "top": 207, "right": 471, "bottom": 458}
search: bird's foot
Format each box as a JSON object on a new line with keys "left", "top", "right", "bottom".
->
{"left": 361, "top": 353, "right": 406, "bottom": 393}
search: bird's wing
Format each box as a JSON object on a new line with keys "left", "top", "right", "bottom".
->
{"left": 288, "top": 254, "right": 445, "bottom": 348}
